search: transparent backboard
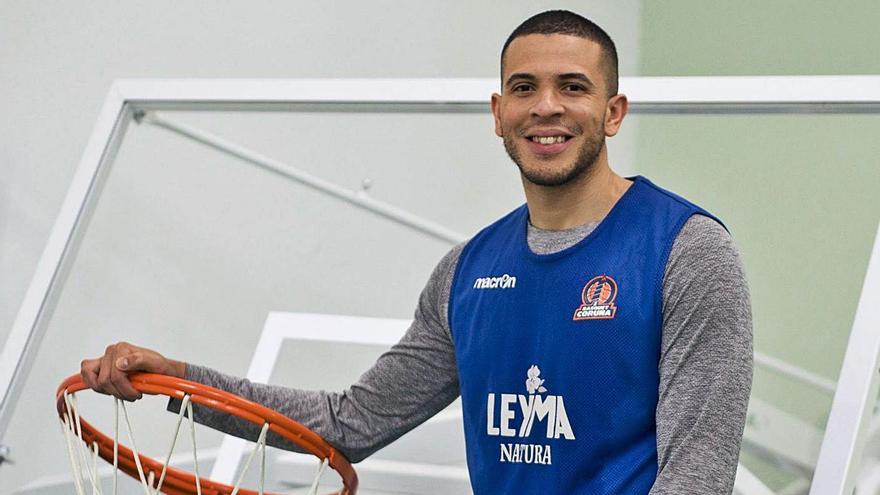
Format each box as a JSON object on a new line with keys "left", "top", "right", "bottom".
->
{"left": 1, "top": 85, "right": 879, "bottom": 494}
{"left": 631, "top": 112, "right": 880, "bottom": 494}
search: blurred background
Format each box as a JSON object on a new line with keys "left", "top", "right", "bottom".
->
{"left": 1, "top": 1, "right": 878, "bottom": 493}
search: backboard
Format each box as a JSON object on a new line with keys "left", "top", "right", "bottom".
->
{"left": 1, "top": 78, "right": 879, "bottom": 494}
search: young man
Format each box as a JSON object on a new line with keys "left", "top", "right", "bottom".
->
{"left": 82, "top": 10, "right": 752, "bottom": 494}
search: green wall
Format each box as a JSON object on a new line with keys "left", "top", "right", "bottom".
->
{"left": 639, "top": 2, "right": 880, "bottom": 76}
{"left": 637, "top": 1, "right": 880, "bottom": 487}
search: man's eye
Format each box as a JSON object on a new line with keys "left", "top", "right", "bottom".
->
{"left": 563, "top": 84, "right": 586, "bottom": 92}
{"left": 512, "top": 84, "right": 534, "bottom": 93}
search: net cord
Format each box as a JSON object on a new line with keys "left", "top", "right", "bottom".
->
{"left": 151, "top": 395, "right": 193, "bottom": 494}
{"left": 113, "top": 399, "right": 119, "bottom": 495}
{"left": 63, "top": 392, "right": 271, "bottom": 495}
{"left": 61, "top": 413, "right": 86, "bottom": 495}
{"left": 61, "top": 383, "right": 345, "bottom": 494}
{"left": 63, "top": 392, "right": 199, "bottom": 495}
{"left": 91, "top": 442, "right": 101, "bottom": 495}
{"left": 230, "top": 422, "right": 270, "bottom": 495}
{"left": 67, "top": 396, "right": 94, "bottom": 493}
{"left": 308, "top": 457, "right": 330, "bottom": 495}
{"left": 186, "top": 400, "right": 203, "bottom": 495}
{"left": 259, "top": 421, "right": 266, "bottom": 494}
{"left": 120, "top": 400, "right": 154, "bottom": 495}
{"left": 63, "top": 391, "right": 102, "bottom": 494}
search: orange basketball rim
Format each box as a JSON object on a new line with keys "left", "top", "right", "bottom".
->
{"left": 56, "top": 372, "right": 358, "bottom": 495}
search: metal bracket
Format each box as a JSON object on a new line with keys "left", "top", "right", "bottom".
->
{"left": 0, "top": 444, "right": 13, "bottom": 466}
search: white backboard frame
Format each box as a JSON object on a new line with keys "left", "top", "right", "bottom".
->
{"left": 221, "top": 312, "right": 469, "bottom": 493}
{"left": 2, "top": 76, "right": 880, "bottom": 494}
{"left": 224, "top": 312, "right": 413, "bottom": 486}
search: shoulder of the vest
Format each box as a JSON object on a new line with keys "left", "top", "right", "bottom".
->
{"left": 638, "top": 176, "right": 701, "bottom": 209}
{"left": 465, "top": 204, "right": 527, "bottom": 246}
{"left": 636, "top": 176, "right": 727, "bottom": 231}
{"left": 464, "top": 178, "right": 724, "bottom": 250}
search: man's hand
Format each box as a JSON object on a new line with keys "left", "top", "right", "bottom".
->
{"left": 80, "top": 342, "right": 186, "bottom": 401}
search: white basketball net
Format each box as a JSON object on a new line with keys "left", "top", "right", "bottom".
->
{"left": 60, "top": 390, "right": 330, "bottom": 495}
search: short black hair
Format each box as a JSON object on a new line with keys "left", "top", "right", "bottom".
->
{"left": 501, "top": 10, "right": 619, "bottom": 97}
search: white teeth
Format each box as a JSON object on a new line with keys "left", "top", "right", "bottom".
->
{"left": 531, "top": 136, "right": 567, "bottom": 144}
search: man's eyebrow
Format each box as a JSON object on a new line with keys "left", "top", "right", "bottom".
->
{"left": 558, "top": 73, "right": 595, "bottom": 87}
{"left": 505, "top": 73, "right": 536, "bottom": 88}
{"left": 504, "top": 72, "right": 596, "bottom": 89}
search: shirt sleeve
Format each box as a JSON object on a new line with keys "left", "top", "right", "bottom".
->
{"left": 171, "top": 245, "right": 465, "bottom": 463}
{"left": 649, "top": 214, "right": 754, "bottom": 494}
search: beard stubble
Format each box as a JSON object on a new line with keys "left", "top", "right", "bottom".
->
{"left": 503, "top": 122, "right": 606, "bottom": 187}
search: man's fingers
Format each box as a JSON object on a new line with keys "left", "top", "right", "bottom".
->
{"left": 116, "top": 351, "right": 150, "bottom": 373}
{"left": 114, "top": 350, "right": 145, "bottom": 400}
{"left": 96, "top": 346, "right": 121, "bottom": 397}
{"left": 80, "top": 358, "right": 100, "bottom": 390}
{"left": 83, "top": 342, "right": 177, "bottom": 401}
{"left": 108, "top": 345, "right": 141, "bottom": 401}
{"left": 109, "top": 371, "right": 142, "bottom": 401}
{"left": 116, "top": 349, "right": 179, "bottom": 377}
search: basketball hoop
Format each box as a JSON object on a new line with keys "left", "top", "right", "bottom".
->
{"left": 56, "top": 372, "right": 358, "bottom": 495}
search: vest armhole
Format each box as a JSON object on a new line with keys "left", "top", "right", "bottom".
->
{"left": 446, "top": 241, "right": 472, "bottom": 340}
{"left": 657, "top": 211, "right": 703, "bottom": 316}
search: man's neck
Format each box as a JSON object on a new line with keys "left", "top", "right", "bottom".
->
{"left": 522, "top": 161, "right": 632, "bottom": 231}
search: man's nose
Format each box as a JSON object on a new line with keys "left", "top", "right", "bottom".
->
{"left": 530, "top": 89, "right": 564, "bottom": 117}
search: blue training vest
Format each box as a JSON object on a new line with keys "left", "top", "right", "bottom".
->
{"left": 449, "top": 176, "right": 722, "bottom": 494}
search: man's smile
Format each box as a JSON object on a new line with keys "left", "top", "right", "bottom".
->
{"left": 523, "top": 132, "right": 575, "bottom": 157}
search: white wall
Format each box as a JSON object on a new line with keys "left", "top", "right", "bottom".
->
{"left": 0, "top": 1, "right": 642, "bottom": 491}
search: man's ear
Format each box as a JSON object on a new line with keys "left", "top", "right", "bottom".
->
{"left": 491, "top": 92, "right": 503, "bottom": 137}
{"left": 604, "top": 93, "right": 629, "bottom": 137}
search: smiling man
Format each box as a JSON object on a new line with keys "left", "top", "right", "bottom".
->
{"left": 82, "top": 10, "right": 753, "bottom": 494}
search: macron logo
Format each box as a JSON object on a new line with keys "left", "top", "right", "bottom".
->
{"left": 473, "top": 274, "right": 517, "bottom": 290}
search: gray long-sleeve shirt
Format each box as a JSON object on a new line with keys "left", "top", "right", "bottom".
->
{"left": 178, "top": 213, "right": 753, "bottom": 494}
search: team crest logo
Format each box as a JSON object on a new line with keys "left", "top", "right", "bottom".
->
{"left": 573, "top": 275, "right": 618, "bottom": 320}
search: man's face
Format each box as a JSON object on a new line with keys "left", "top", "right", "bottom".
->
{"left": 491, "top": 34, "right": 617, "bottom": 187}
